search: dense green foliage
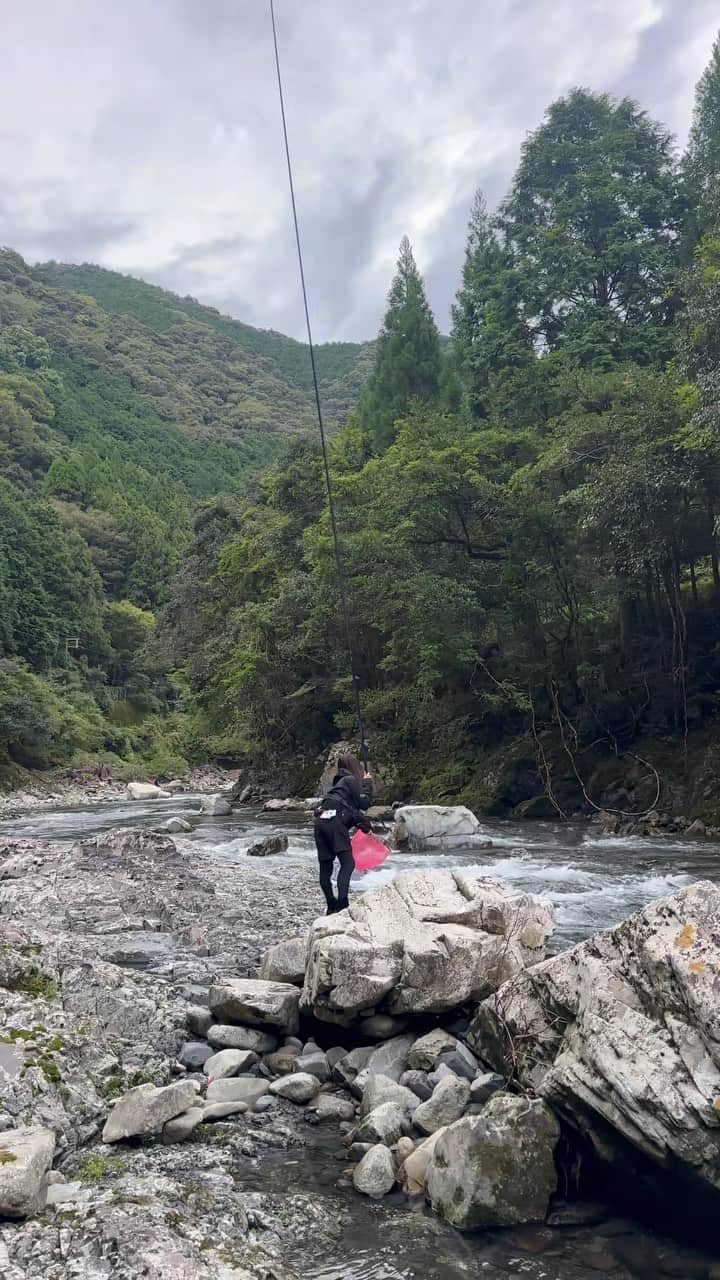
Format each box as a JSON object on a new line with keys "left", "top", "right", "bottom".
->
{"left": 162, "top": 43, "right": 720, "bottom": 808}
{"left": 0, "top": 255, "right": 370, "bottom": 770}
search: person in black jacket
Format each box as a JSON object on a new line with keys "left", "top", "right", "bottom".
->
{"left": 314, "top": 752, "right": 373, "bottom": 914}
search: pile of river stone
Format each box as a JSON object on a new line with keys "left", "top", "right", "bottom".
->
{"left": 69, "top": 863, "right": 563, "bottom": 1231}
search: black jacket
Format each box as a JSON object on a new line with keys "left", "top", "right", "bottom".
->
{"left": 319, "top": 769, "right": 373, "bottom": 831}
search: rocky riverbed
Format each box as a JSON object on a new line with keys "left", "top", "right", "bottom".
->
{"left": 2, "top": 797, "right": 720, "bottom": 1279}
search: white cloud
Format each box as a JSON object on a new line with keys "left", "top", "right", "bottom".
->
{"left": 0, "top": 0, "right": 717, "bottom": 339}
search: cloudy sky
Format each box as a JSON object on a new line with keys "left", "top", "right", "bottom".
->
{"left": 1, "top": 1, "right": 718, "bottom": 341}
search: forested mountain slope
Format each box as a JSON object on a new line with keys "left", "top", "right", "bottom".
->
{"left": 0, "top": 251, "right": 370, "bottom": 775}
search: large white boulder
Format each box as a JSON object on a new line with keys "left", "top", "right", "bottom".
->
{"left": 0, "top": 1126, "right": 55, "bottom": 1218}
{"left": 126, "top": 782, "right": 171, "bottom": 800}
{"left": 426, "top": 1095, "right": 560, "bottom": 1229}
{"left": 301, "top": 870, "right": 553, "bottom": 1025}
{"left": 392, "top": 805, "right": 481, "bottom": 850}
{"left": 469, "top": 881, "right": 720, "bottom": 1197}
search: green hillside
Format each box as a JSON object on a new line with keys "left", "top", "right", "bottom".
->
{"left": 0, "top": 248, "right": 371, "bottom": 775}
{"left": 35, "top": 260, "right": 375, "bottom": 427}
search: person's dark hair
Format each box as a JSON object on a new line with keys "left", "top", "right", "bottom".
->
{"left": 337, "top": 752, "right": 363, "bottom": 780}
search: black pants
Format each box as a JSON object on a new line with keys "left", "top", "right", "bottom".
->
{"left": 314, "top": 815, "right": 354, "bottom": 912}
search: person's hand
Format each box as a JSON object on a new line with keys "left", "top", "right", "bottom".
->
{"left": 364, "top": 770, "right": 372, "bottom": 780}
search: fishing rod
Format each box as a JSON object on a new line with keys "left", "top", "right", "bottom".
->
{"left": 269, "top": 0, "right": 369, "bottom": 772}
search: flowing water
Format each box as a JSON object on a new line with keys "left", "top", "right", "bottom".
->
{"left": 3, "top": 795, "right": 719, "bottom": 1278}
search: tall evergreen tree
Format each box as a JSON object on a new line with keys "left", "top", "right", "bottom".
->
{"left": 501, "top": 89, "right": 678, "bottom": 366}
{"left": 682, "top": 32, "right": 720, "bottom": 249}
{"left": 355, "top": 236, "right": 441, "bottom": 452}
{"left": 451, "top": 191, "right": 533, "bottom": 420}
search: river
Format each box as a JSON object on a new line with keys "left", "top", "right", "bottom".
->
{"left": 2, "top": 794, "right": 718, "bottom": 1279}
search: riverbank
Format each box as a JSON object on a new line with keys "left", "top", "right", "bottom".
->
{"left": 0, "top": 763, "right": 236, "bottom": 820}
{"left": 2, "top": 802, "right": 720, "bottom": 1278}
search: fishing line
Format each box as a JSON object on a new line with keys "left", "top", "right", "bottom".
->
{"left": 269, "top": 0, "right": 368, "bottom": 768}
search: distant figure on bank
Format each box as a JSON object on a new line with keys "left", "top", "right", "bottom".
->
{"left": 314, "top": 752, "right": 373, "bottom": 914}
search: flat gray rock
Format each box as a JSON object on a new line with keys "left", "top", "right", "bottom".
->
{"left": 201, "top": 1100, "right": 249, "bottom": 1121}
{"left": 205, "top": 1077, "right": 269, "bottom": 1107}
{"left": 102, "top": 1081, "right": 199, "bottom": 1143}
{"left": 269, "top": 1072, "right": 321, "bottom": 1103}
{"left": 179, "top": 1041, "right": 212, "bottom": 1071}
{"left": 207, "top": 1024, "right": 277, "bottom": 1053}
{"left": 209, "top": 978, "right": 300, "bottom": 1035}
{"left": 259, "top": 936, "right": 306, "bottom": 984}
{"left": 203, "top": 1048, "right": 258, "bottom": 1080}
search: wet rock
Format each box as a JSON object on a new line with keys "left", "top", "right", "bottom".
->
{"left": 547, "top": 1200, "right": 613, "bottom": 1227}
{"left": 205, "top": 1077, "right": 269, "bottom": 1107}
{"left": 353, "top": 1102, "right": 407, "bottom": 1146}
{"left": 200, "top": 793, "right": 232, "bottom": 816}
{"left": 209, "top": 977, "right": 300, "bottom": 1035}
{"left": 247, "top": 834, "right": 289, "bottom": 857}
{"left": 360, "top": 1074, "right": 419, "bottom": 1117}
{"left": 332, "top": 1045, "right": 375, "bottom": 1093}
{"left": 302, "top": 871, "right": 553, "bottom": 1025}
{"left": 159, "top": 817, "right": 192, "bottom": 834}
{"left": 203, "top": 1048, "right": 258, "bottom": 1079}
{"left": 436, "top": 1042, "right": 478, "bottom": 1081}
{"left": 126, "top": 782, "right": 171, "bottom": 800}
{"left": 470, "top": 1071, "right": 506, "bottom": 1105}
{"left": 427, "top": 1095, "right": 560, "bottom": 1229}
{"left": 399, "top": 1127, "right": 447, "bottom": 1195}
{"left": 353, "top": 1145, "right": 396, "bottom": 1198}
{"left": 326, "top": 1046, "right": 348, "bottom": 1070}
{"left": 413, "top": 1075, "right": 470, "bottom": 1135}
{"left": 259, "top": 937, "right": 306, "bottom": 984}
{"left": 295, "top": 1045, "right": 330, "bottom": 1082}
{"left": 265, "top": 1045, "right": 302, "bottom": 1076}
{"left": 354, "top": 1034, "right": 415, "bottom": 1092}
{"left": 253, "top": 1096, "right": 278, "bottom": 1114}
{"left": 399, "top": 1070, "right": 434, "bottom": 1101}
{"left": 0, "top": 1126, "right": 55, "bottom": 1218}
{"left": 207, "top": 1024, "right": 278, "bottom": 1054}
{"left": 185, "top": 1005, "right": 213, "bottom": 1038}
{"left": 347, "top": 1141, "right": 374, "bottom": 1162}
{"left": 406, "top": 1029, "right": 458, "bottom": 1071}
{"left": 264, "top": 797, "right": 305, "bottom": 812}
{"left": 162, "top": 1106, "right": 205, "bottom": 1144}
{"left": 178, "top": 1041, "right": 212, "bottom": 1071}
{"left": 311, "top": 1094, "right": 356, "bottom": 1123}
{"left": 687, "top": 819, "right": 708, "bottom": 837}
{"left": 102, "top": 1080, "right": 199, "bottom": 1143}
{"left": 269, "top": 1072, "right": 321, "bottom": 1104}
{"left": 165, "top": 780, "right": 185, "bottom": 793}
{"left": 470, "top": 881, "right": 720, "bottom": 1197}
